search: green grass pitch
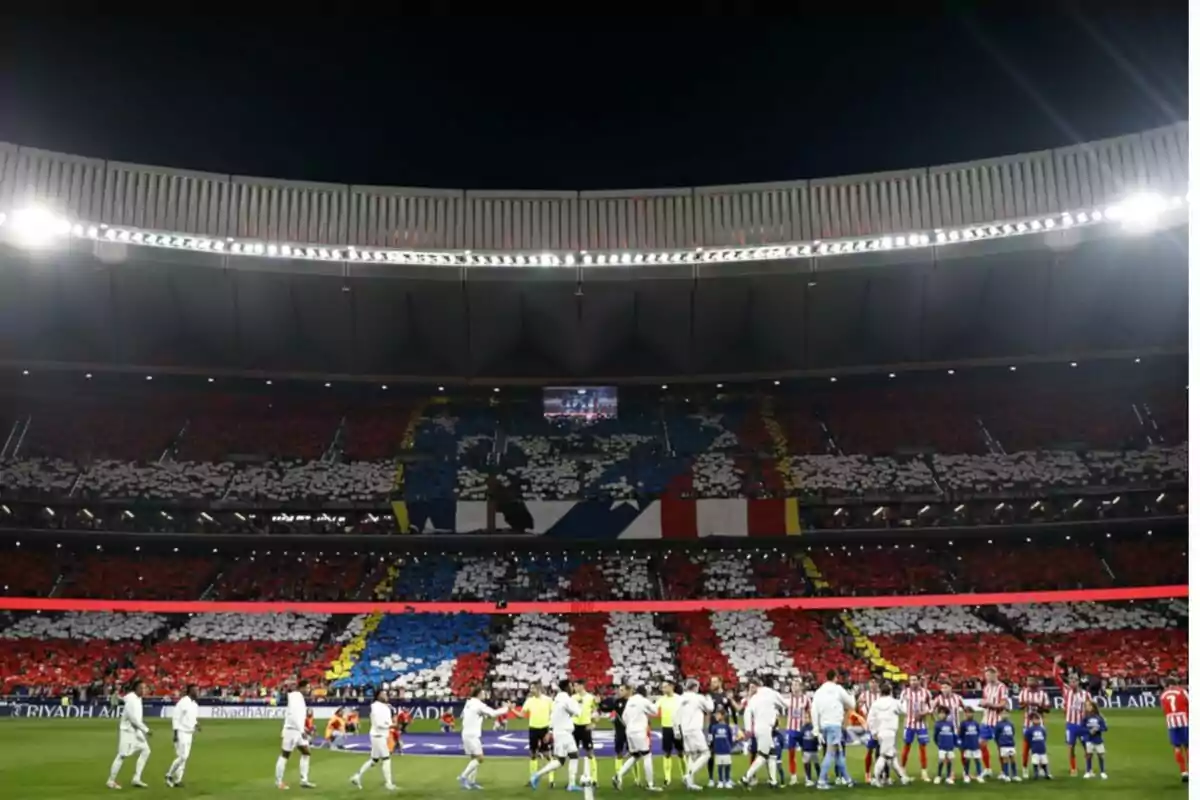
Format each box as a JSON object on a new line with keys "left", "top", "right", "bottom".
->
{"left": 0, "top": 711, "right": 1186, "bottom": 798}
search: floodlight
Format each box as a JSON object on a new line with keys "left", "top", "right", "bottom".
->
{"left": 6, "top": 206, "right": 71, "bottom": 249}
{"left": 1105, "top": 191, "right": 1168, "bottom": 233}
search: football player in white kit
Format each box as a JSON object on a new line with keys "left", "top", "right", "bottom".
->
{"left": 531, "top": 680, "right": 586, "bottom": 790}
{"left": 165, "top": 684, "right": 200, "bottom": 788}
{"left": 458, "top": 687, "right": 510, "bottom": 790}
{"left": 615, "top": 683, "right": 662, "bottom": 792}
{"left": 676, "top": 678, "right": 716, "bottom": 790}
{"left": 106, "top": 677, "right": 152, "bottom": 790}
{"left": 276, "top": 679, "right": 316, "bottom": 790}
{"left": 740, "top": 677, "right": 788, "bottom": 789}
{"left": 866, "top": 682, "right": 913, "bottom": 787}
{"left": 351, "top": 688, "right": 398, "bottom": 791}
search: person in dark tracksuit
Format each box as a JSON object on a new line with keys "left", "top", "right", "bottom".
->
{"left": 707, "top": 676, "right": 735, "bottom": 787}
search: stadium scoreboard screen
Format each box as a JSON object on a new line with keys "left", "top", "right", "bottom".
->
{"left": 543, "top": 386, "right": 618, "bottom": 420}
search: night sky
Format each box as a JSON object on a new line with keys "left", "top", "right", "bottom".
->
{"left": 0, "top": 5, "right": 1188, "bottom": 192}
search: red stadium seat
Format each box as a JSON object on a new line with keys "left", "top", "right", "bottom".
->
{"left": 129, "top": 640, "right": 330, "bottom": 694}
{"left": 767, "top": 609, "right": 868, "bottom": 682}
{"left": 0, "top": 639, "right": 142, "bottom": 694}
{"left": 872, "top": 632, "right": 1049, "bottom": 686}
{"left": 811, "top": 548, "right": 946, "bottom": 595}
{"left": 450, "top": 653, "right": 491, "bottom": 697}
{"left": 60, "top": 554, "right": 220, "bottom": 600}
{"left": 567, "top": 615, "right": 614, "bottom": 692}
{"left": 673, "top": 612, "right": 737, "bottom": 689}
{"left": 1026, "top": 629, "right": 1187, "bottom": 681}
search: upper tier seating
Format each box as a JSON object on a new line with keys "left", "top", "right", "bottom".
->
{"left": 0, "top": 550, "right": 70, "bottom": 596}
{"left": 1109, "top": 537, "right": 1188, "bottom": 585}
{"left": 812, "top": 547, "right": 948, "bottom": 595}
{"left": 781, "top": 454, "right": 937, "bottom": 496}
{"left": 59, "top": 554, "right": 219, "bottom": 600}
{"left": 3, "top": 444, "right": 1180, "bottom": 504}
{"left": 956, "top": 543, "right": 1110, "bottom": 592}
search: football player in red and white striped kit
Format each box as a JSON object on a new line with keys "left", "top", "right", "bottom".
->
{"left": 1017, "top": 676, "right": 1050, "bottom": 778}
{"left": 1053, "top": 656, "right": 1092, "bottom": 776}
{"left": 1160, "top": 676, "right": 1189, "bottom": 781}
{"left": 978, "top": 667, "right": 1009, "bottom": 778}
{"left": 932, "top": 683, "right": 966, "bottom": 776}
{"left": 898, "top": 675, "right": 932, "bottom": 782}
{"left": 857, "top": 679, "right": 882, "bottom": 782}
{"left": 784, "top": 678, "right": 812, "bottom": 786}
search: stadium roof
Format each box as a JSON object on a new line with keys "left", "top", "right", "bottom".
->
{"left": 0, "top": 125, "right": 1188, "bottom": 382}
{"left": 0, "top": 123, "right": 1187, "bottom": 270}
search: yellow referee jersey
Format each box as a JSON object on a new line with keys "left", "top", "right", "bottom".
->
{"left": 524, "top": 695, "right": 552, "bottom": 728}
{"left": 572, "top": 692, "right": 596, "bottom": 726}
{"left": 658, "top": 694, "right": 680, "bottom": 728}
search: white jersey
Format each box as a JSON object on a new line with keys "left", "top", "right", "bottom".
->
{"left": 866, "top": 696, "right": 904, "bottom": 737}
{"left": 119, "top": 692, "right": 149, "bottom": 735}
{"left": 369, "top": 701, "right": 394, "bottom": 736}
{"left": 172, "top": 696, "right": 199, "bottom": 735}
{"left": 281, "top": 691, "right": 307, "bottom": 734}
{"left": 550, "top": 692, "right": 581, "bottom": 735}
{"left": 622, "top": 694, "right": 659, "bottom": 733}
{"left": 676, "top": 690, "right": 714, "bottom": 734}
{"left": 462, "top": 698, "right": 504, "bottom": 738}
{"left": 746, "top": 686, "right": 786, "bottom": 732}
{"left": 811, "top": 681, "right": 855, "bottom": 730}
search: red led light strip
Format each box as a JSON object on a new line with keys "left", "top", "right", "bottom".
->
{"left": 0, "top": 584, "right": 1185, "bottom": 615}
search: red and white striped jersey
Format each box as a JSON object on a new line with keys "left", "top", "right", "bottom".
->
{"left": 899, "top": 687, "right": 932, "bottom": 730}
{"left": 1052, "top": 669, "right": 1090, "bottom": 725}
{"left": 1017, "top": 688, "right": 1050, "bottom": 727}
{"left": 786, "top": 692, "right": 812, "bottom": 730}
{"left": 857, "top": 690, "right": 880, "bottom": 724}
{"left": 1161, "top": 687, "right": 1189, "bottom": 730}
{"left": 933, "top": 692, "right": 965, "bottom": 728}
{"left": 980, "top": 682, "right": 1009, "bottom": 727}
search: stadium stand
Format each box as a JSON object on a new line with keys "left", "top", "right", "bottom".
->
{"left": 811, "top": 547, "right": 949, "bottom": 595}
{"left": 2, "top": 366, "right": 1183, "bottom": 511}
{"left": 604, "top": 612, "right": 675, "bottom": 689}
{"left": 0, "top": 532, "right": 1186, "bottom": 697}
{"left": 671, "top": 612, "right": 738, "bottom": 689}
{"left": 491, "top": 615, "right": 570, "bottom": 692}
{"left": 331, "top": 612, "right": 490, "bottom": 698}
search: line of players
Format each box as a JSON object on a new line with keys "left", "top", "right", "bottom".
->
{"left": 100, "top": 662, "right": 1191, "bottom": 792}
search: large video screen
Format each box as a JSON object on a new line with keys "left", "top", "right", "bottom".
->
{"left": 543, "top": 386, "right": 618, "bottom": 420}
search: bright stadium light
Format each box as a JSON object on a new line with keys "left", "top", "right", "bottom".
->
{"left": 5, "top": 206, "right": 71, "bottom": 249}
{"left": 1105, "top": 191, "right": 1169, "bottom": 233}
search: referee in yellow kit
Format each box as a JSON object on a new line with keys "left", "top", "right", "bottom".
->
{"left": 572, "top": 679, "right": 599, "bottom": 787}
{"left": 658, "top": 679, "right": 684, "bottom": 786}
{"left": 523, "top": 684, "right": 554, "bottom": 787}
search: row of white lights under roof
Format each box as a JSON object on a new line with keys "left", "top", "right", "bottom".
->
{"left": 0, "top": 192, "right": 1186, "bottom": 265}
{"left": 18, "top": 357, "right": 1145, "bottom": 386}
